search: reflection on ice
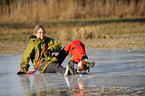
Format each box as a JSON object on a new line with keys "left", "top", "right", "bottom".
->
{"left": 0, "top": 48, "right": 145, "bottom": 95}
{"left": 18, "top": 73, "right": 145, "bottom": 96}
{"left": 18, "top": 73, "right": 90, "bottom": 96}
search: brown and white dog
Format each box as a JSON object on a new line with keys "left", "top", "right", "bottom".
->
{"left": 64, "top": 40, "right": 90, "bottom": 74}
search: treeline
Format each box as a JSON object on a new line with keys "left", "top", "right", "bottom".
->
{"left": 0, "top": 0, "right": 145, "bottom": 21}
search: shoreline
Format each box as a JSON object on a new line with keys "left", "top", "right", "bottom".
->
{"left": 0, "top": 21, "right": 144, "bottom": 56}
{"left": 0, "top": 44, "right": 145, "bottom": 56}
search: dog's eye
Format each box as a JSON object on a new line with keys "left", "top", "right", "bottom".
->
{"left": 78, "top": 69, "right": 81, "bottom": 71}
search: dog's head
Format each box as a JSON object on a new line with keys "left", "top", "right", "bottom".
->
{"left": 77, "top": 56, "right": 89, "bottom": 73}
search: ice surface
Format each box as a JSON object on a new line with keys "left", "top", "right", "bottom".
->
{"left": 0, "top": 48, "right": 145, "bottom": 96}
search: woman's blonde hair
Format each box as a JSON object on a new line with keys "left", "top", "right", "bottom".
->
{"left": 34, "top": 25, "right": 46, "bottom": 34}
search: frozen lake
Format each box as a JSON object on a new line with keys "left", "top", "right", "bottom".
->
{"left": 0, "top": 48, "right": 145, "bottom": 96}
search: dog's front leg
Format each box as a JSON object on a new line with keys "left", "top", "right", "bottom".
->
{"left": 64, "top": 65, "right": 69, "bottom": 76}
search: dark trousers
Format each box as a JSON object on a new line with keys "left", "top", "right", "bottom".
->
{"left": 44, "top": 48, "right": 68, "bottom": 74}
{"left": 44, "top": 63, "right": 65, "bottom": 74}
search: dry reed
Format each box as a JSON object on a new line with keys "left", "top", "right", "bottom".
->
{"left": 0, "top": 0, "right": 144, "bottom": 22}
{"left": 0, "top": 22, "right": 145, "bottom": 55}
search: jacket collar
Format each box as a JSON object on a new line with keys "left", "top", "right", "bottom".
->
{"left": 34, "top": 36, "right": 46, "bottom": 43}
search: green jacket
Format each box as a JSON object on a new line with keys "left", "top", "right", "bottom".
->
{"left": 18, "top": 36, "right": 62, "bottom": 73}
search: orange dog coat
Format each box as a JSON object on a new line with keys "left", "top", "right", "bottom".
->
{"left": 64, "top": 40, "right": 88, "bottom": 63}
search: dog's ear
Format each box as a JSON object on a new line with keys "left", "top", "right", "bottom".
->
{"left": 83, "top": 65, "right": 88, "bottom": 70}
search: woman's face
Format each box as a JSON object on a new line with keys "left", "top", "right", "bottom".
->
{"left": 37, "top": 28, "right": 45, "bottom": 39}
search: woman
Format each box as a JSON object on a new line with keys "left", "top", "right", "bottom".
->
{"left": 17, "top": 25, "right": 67, "bottom": 74}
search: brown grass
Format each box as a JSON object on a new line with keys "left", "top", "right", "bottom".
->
{"left": 0, "top": 18, "right": 145, "bottom": 55}
{"left": 0, "top": 0, "right": 145, "bottom": 22}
